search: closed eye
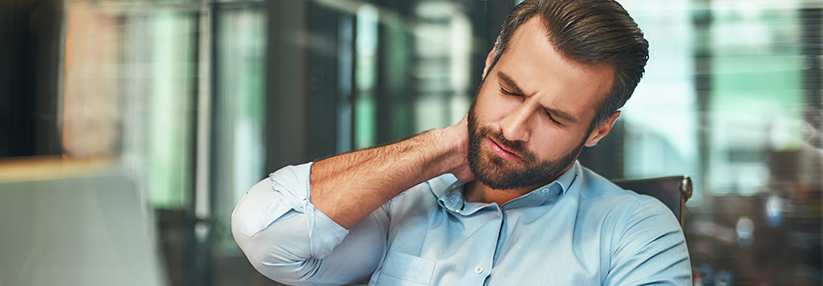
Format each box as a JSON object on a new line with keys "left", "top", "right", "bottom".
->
{"left": 544, "top": 109, "right": 563, "bottom": 125}
{"left": 500, "top": 87, "right": 518, "bottom": 97}
{"left": 501, "top": 87, "right": 563, "bottom": 125}
{"left": 501, "top": 87, "right": 563, "bottom": 126}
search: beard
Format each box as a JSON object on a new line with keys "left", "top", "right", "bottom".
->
{"left": 466, "top": 99, "right": 586, "bottom": 191}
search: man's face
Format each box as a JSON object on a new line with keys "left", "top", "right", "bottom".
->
{"left": 467, "top": 17, "right": 615, "bottom": 192}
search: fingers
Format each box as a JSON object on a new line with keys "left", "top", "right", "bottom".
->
{"left": 440, "top": 114, "right": 473, "bottom": 182}
{"left": 458, "top": 113, "right": 469, "bottom": 127}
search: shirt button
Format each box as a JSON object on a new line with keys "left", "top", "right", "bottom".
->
{"left": 541, "top": 188, "right": 549, "bottom": 193}
{"left": 496, "top": 210, "right": 502, "bottom": 216}
{"left": 474, "top": 265, "right": 484, "bottom": 274}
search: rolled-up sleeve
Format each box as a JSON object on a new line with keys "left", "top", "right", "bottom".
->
{"left": 231, "top": 163, "right": 388, "bottom": 285}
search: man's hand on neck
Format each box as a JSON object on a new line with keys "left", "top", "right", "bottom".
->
{"left": 310, "top": 116, "right": 473, "bottom": 229}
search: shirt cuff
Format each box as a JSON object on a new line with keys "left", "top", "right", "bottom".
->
{"left": 239, "top": 162, "right": 349, "bottom": 259}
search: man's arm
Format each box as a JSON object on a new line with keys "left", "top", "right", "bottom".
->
{"left": 309, "top": 44, "right": 500, "bottom": 229}
{"left": 231, "top": 117, "right": 472, "bottom": 285}
{"left": 310, "top": 117, "right": 473, "bottom": 229}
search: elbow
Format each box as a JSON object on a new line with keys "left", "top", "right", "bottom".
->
{"left": 248, "top": 253, "right": 323, "bottom": 285}
{"left": 230, "top": 176, "right": 328, "bottom": 285}
{"left": 232, "top": 214, "right": 321, "bottom": 285}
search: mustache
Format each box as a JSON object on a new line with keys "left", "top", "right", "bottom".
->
{"left": 476, "top": 126, "right": 537, "bottom": 162}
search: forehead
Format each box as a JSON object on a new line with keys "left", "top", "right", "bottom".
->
{"left": 494, "top": 17, "right": 614, "bottom": 121}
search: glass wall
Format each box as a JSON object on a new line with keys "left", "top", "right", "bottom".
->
{"left": 0, "top": 0, "right": 820, "bottom": 285}
{"left": 619, "top": 0, "right": 821, "bottom": 285}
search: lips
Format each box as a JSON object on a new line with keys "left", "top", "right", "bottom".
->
{"left": 486, "top": 137, "right": 521, "bottom": 161}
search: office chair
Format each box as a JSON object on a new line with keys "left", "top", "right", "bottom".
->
{"left": 612, "top": 176, "right": 692, "bottom": 227}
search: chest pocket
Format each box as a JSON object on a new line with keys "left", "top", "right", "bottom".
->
{"left": 373, "top": 251, "right": 436, "bottom": 286}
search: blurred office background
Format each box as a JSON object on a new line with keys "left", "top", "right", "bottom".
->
{"left": 0, "top": 0, "right": 820, "bottom": 285}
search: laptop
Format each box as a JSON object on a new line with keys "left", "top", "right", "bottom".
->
{"left": 0, "top": 171, "right": 165, "bottom": 286}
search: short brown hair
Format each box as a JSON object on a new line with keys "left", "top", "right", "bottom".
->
{"left": 488, "top": 0, "right": 649, "bottom": 130}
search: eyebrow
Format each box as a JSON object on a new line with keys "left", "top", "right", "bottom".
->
{"left": 497, "top": 71, "right": 579, "bottom": 124}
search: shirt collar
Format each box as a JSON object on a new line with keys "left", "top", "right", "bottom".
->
{"left": 436, "top": 161, "right": 581, "bottom": 213}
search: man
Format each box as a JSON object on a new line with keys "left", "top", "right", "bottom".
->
{"left": 232, "top": 0, "right": 691, "bottom": 285}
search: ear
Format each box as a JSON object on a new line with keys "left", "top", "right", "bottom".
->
{"left": 482, "top": 40, "right": 498, "bottom": 79}
{"left": 584, "top": 111, "right": 620, "bottom": 147}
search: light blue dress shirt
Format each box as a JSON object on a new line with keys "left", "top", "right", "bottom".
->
{"left": 232, "top": 161, "right": 692, "bottom": 285}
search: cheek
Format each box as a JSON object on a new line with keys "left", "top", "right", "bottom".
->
{"left": 528, "top": 129, "right": 583, "bottom": 158}
{"left": 474, "top": 90, "right": 518, "bottom": 123}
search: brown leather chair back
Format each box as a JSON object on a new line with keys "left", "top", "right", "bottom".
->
{"left": 612, "top": 176, "right": 692, "bottom": 227}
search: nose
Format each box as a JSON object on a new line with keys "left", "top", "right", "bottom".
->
{"left": 499, "top": 103, "right": 533, "bottom": 142}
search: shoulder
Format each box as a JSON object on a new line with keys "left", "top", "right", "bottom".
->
{"left": 574, "top": 167, "right": 691, "bottom": 284}
{"left": 573, "top": 165, "right": 681, "bottom": 249}
{"left": 575, "top": 166, "right": 670, "bottom": 220}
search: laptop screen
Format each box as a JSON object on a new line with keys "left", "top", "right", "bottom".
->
{"left": 0, "top": 172, "right": 164, "bottom": 286}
